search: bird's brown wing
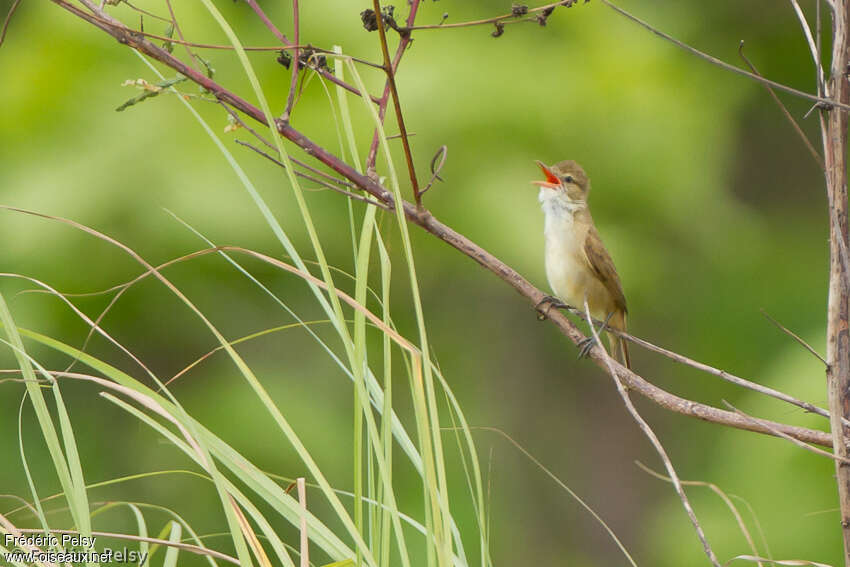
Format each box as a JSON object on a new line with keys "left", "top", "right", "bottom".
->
{"left": 582, "top": 224, "right": 628, "bottom": 314}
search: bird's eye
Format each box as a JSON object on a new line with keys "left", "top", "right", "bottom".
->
{"left": 563, "top": 175, "right": 574, "bottom": 184}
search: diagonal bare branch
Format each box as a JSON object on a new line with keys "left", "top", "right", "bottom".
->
{"left": 738, "top": 41, "right": 824, "bottom": 170}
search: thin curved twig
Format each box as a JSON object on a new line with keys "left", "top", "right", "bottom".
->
{"left": 366, "top": 1, "right": 421, "bottom": 175}
{"left": 760, "top": 309, "right": 827, "bottom": 366}
{"left": 0, "top": 0, "right": 22, "bottom": 48}
{"left": 420, "top": 145, "right": 447, "bottom": 196}
{"left": 281, "top": 0, "right": 299, "bottom": 122}
{"left": 599, "top": 0, "right": 850, "bottom": 112}
{"left": 371, "top": 0, "right": 420, "bottom": 204}
{"left": 788, "top": 0, "right": 827, "bottom": 96}
{"left": 405, "top": 0, "right": 574, "bottom": 31}
{"left": 724, "top": 401, "right": 850, "bottom": 465}
{"left": 636, "top": 461, "right": 766, "bottom": 567}
{"left": 738, "top": 41, "right": 824, "bottom": 170}
{"left": 583, "top": 299, "right": 720, "bottom": 567}
{"left": 235, "top": 139, "right": 390, "bottom": 210}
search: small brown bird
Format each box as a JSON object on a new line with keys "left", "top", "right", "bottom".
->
{"left": 533, "top": 160, "right": 631, "bottom": 368}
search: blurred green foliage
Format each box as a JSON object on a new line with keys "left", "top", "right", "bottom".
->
{"left": 0, "top": 0, "right": 839, "bottom": 564}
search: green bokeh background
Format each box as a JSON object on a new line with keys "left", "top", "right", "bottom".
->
{"left": 0, "top": 0, "right": 839, "bottom": 564}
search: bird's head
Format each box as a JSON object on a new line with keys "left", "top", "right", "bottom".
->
{"left": 533, "top": 160, "right": 590, "bottom": 207}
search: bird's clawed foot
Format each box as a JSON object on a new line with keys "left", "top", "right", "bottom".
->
{"left": 535, "top": 295, "right": 569, "bottom": 320}
{"left": 577, "top": 335, "right": 598, "bottom": 359}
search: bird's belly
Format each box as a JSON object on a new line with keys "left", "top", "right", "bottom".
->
{"left": 545, "top": 242, "right": 613, "bottom": 319}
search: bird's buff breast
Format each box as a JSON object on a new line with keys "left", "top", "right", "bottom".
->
{"left": 542, "top": 200, "right": 611, "bottom": 317}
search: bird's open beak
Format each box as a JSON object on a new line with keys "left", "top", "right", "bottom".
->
{"left": 532, "top": 160, "right": 560, "bottom": 188}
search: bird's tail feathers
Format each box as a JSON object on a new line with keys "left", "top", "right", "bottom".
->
{"left": 606, "top": 311, "right": 631, "bottom": 369}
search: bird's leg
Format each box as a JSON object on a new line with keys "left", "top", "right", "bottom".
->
{"left": 576, "top": 311, "right": 615, "bottom": 359}
{"left": 535, "top": 295, "right": 569, "bottom": 321}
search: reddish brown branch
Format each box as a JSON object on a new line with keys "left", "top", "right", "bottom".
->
{"left": 50, "top": 0, "right": 837, "bottom": 450}
{"left": 366, "top": 2, "right": 421, "bottom": 174}
{"left": 243, "top": 0, "right": 288, "bottom": 43}
{"left": 281, "top": 0, "right": 300, "bottom": 122}
{"left": 371, "top": 0, "right": 421, "bottom": 204}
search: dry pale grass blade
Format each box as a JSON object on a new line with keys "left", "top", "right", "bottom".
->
{"left": 460, "top": 426, "right": 637, "bottom": 567}
{"left": 232, "top": 498, "right": 273, "bottom": 567}
{"left": 298, "top": 478, "right": 308, "bottom": 567}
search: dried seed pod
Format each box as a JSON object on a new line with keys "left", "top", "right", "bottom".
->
{"left": 277, "top": 49, "right": 292, "bottom": 69}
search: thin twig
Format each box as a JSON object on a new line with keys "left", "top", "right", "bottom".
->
{"left": 220, "top": 102, "right": 276, "bottom": 149}
{"left": 366, "top": 1, "right": 421, "bottom": 175}
{"left": 635, "top": 461, "right": 766, "bottom": 567}
{"left": 0, "top": 0, "right": 23, "bottom": 48}
{"left": 229, "top": 98, "right": 363, "bottom": 188}
{"left": 281, "top": 0, "right": 299, "bottom": 121}
{"left": 582, "top": 299, "right": 720, "bottom": 567}
{"left": 760, "top": 309, "right": 828, "bottom": 366}
{"left": 462, "top": 425, "right": 638, "bottom": 567}
{"left": 420, "top": 145, "right": 448, "bottom": 196}
{"left": 405, "top": 0, "right": 574, "bottom": 31}
{"left": 235, "top": 139, "right": 390, "bottom": 210}
{"left": 76, "top": 6, "right": 305, "bottom": 51}
{"left": 562, "top": 305, "right": 837, "bottom": 423}
{"left": 723, "top": 401, "right": 850, "bottom": 465}
{"left": 163, "top": 0, "right": 201, "bottom": 72}
{"left": 817, "top": 0, "right": 822, "bottom": 97}
{"left": 599, "top": 0, "right": 850, "bottom": 112}
{"left": 738, "top": 41, "right": 824, "bottom": 170}
{"left": 122, "top": 1, "right": 171, "bottom": 24}
{"left": 788, "top": 0, "right": 827, "bottom": 96}
{"left": 372, "top": 0, "right": 421, "bottom": 204}
{"left": 243, "top": 0, "right": 287, "bottom": 42}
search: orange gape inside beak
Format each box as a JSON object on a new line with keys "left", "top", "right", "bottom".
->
{"left": 533, "top": 161, "right": 560, "bottom": 188}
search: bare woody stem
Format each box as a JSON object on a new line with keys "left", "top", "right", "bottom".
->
{"left": 281, "top": 0, "right": 299, "bottom": 121}
{"left": 51, "top": 0, "right": 838, "bottom": 450}
{"left": 371, "top": 0, "right": 421, "bottom": 205}
{"left": 365, "top": 2, "right": 420, "bottom": 175}
{"left": 822, "top": 0, "right": 850, "bottom": 562}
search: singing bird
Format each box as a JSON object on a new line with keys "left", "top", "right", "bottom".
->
{"left": 533, "top": 160, "right": 631, "bottom": 368}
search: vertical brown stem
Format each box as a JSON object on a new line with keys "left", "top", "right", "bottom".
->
{"left": 365, "top": 1, "right": 421, "bottom": 175}
{"left": 371, "top": 1, "right": 421, "bottom": 205}
{"left": 824, "top": 2, "right": 850, "bottom": 563}
{"left": 282, "top": 0, "right": 299, "bottom": 121}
